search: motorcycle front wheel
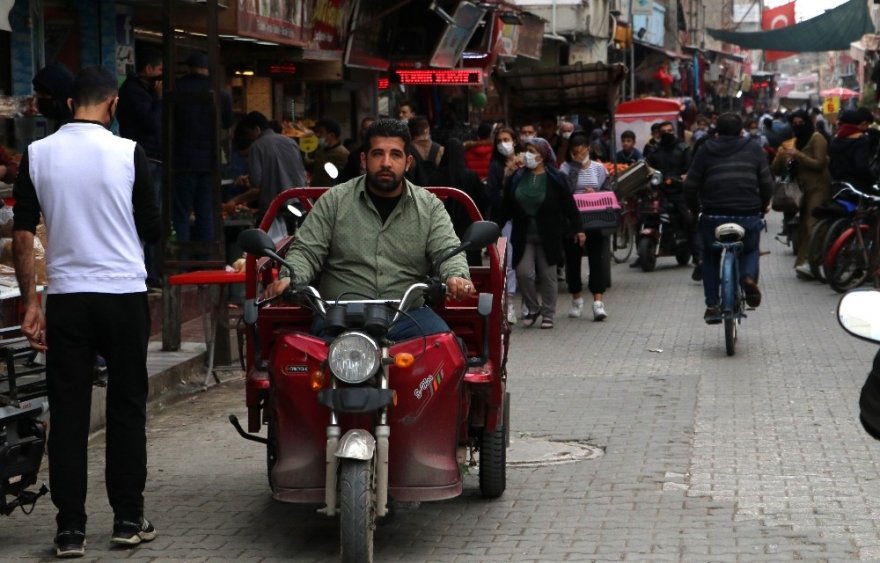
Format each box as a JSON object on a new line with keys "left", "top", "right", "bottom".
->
{"left": 339, "top": 459, "right": 375, "bottom": 563}
{"left": 479, "top": 392, "right": 508, "bottom": 499}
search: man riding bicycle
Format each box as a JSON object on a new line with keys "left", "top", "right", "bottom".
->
{"left": 684, "top": 112, "right": 773, "bottom": 324}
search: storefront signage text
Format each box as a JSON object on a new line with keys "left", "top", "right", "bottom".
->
{"left": 393, "top": 69, "right": 483, "bottom": 85}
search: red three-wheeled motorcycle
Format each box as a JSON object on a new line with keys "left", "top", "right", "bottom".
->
{"left": 229, "top": 187, "right": 511, "bottom": 562}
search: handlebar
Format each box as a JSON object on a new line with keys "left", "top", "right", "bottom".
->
{"left": 254, "top": 280, "right": 441, "bottom": 323}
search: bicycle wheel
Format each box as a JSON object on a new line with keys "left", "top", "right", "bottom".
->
{"left": 820, "top": 217, "right": 851, "bottom": 283}
{"left": 829, "top": 230, "right": 871, "bottom": 293}
{"left": 611, "top": 217, "right": 635, "bottom": 263}
{"left": 724, "top": 316, "right": 736, "bottom": 356}
{"left": 807, "top": 218, "right": 832, "bottom": 280}
{"left": 719, "top": 248, "right": 737, "bottom": 356}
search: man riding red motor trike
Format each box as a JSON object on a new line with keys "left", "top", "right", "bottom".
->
{"left": 229, "top": 181, "right": 511, "bottom": 562}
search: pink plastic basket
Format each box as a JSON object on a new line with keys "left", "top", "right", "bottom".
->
{"left": 574, "top": 192, "right": 620, "bottom": 231}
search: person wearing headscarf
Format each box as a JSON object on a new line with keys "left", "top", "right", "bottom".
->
{"left": 559, "top": 133, "right": 610, "bottom": 321}
{"left": 486, "top": 126, "right": 522, "bottom": 324}
{"left": 494, "top": 137, "right": 584, "bottom": 329}
{"left": 772, "top": 109, "right": 831, "bottom": 278}
{"left": 828, "top": 109, "right": 875, "bottom": 191}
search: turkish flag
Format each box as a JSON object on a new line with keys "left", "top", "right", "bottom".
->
{"left": 762, "top": 2, "right": 796, "bottom": 62}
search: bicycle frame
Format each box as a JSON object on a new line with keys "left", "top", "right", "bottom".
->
{"left": 717, "top": 240, "right": 745, "bottom": 320}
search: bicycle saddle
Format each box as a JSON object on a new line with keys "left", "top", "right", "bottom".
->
{"left": 714, "top": 223, "right": 745, "bottom": 243}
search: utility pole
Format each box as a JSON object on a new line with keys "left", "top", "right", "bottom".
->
{"left": 629, "top": 0, "right": 635, "bottom": 100}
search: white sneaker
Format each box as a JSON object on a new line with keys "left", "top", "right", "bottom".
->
{"left": 592, "top": 301, "right": 607, "bottom": 321}
{"left": 794, "top": 263, "right": 814, "bottom": 279}
{"left": 506, "top": 300, "right": 517, "bottom": 325}
{"left": 568, "top": 297, "right": 584, "bottom": 318}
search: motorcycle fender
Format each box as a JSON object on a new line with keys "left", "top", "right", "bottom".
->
{"left": 639, "top": 227, "right": 658, "bottom": 238}
{"left": 335, "top": 429, "right": 376, "bottom": 461}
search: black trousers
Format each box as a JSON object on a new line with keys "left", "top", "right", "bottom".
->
{"left": 563, "top": 233, "right": 609, "bottom": 296}
{"left": 45, "top": 292, "right": 150, "bottom": 532}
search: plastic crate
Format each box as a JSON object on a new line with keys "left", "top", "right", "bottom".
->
{"left": 574, "top": 192, "right": 620, "bottom": 231}
{"left": 612, "top": 161, "right": 651, "bottom": 200}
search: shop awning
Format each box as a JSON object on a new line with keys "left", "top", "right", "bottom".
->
{"left": 493, "top": 62, "right": 627, "bottom": 115}
{"left": 706, "top": 0, "right": 874, "bottom": 52}
{"left": 634, "top": 39, "right": 687, "bottom": 60}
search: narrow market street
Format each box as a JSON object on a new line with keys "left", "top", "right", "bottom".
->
{"left": 4, "top": 212, "right": 880, "bottom": 561}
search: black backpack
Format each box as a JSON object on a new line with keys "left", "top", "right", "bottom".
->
{"left": 410, "top": 142, "right": 443, "bottom": 186}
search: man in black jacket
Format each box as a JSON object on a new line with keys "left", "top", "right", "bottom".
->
{"left": 172, "top": 52, "right": 233, "bottom": 244}
{"left": 685, "top": 112, "right": 773, "bottom": 324}
{"left": 118, "top": 48, "right": 163, "bottom": 285}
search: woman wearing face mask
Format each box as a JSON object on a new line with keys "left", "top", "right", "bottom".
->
{"left": 487, "top": 126, "right": 522, "bottom": 324}
{"left": 494, "top": 137, "right": 584, "bottom": 329}
{"left": 771, "top": 109, "right": 831, "bottom": 278}
{"left": 559, "top": 133, "right": 610, "bottom": 321}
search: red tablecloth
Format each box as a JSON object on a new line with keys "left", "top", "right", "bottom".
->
{"left": 168, "top": 269, "right": 245, "bottom": 286}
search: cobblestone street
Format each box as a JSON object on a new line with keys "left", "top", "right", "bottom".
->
{"left": 4, "top": 213, "right": 880, "bottom": 561}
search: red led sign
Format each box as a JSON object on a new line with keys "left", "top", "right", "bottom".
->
{"left": 269, "top": 63, "right": 297, "bottom": 75}
{"left": 393, "top": 69, "right": 483, "bottom": 85}
{"left": 377, "top": 77, "right": 390, "bottom": 90}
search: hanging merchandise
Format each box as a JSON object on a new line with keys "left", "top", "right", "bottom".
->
{"left": 470, "top": 90, "right": 488, "bottom": 108}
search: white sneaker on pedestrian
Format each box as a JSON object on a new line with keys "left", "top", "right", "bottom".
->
{"left": 506, "top": 300, "right": 517, "bottom": 325}
{"left": 794, "top": 263, "right": 814, "bottom": 279}
{"left": 568, "top": 297, "right": 584, "bottom": 318}
{"left": 592, "top": 301, "right": 607, "bottom": 321}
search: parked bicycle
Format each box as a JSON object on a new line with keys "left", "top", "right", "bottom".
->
{"left": 611, "top": 195, "right": 639, "bottom": 263}
{"left": 807, "top": 185, "right": 859, "bottom": 281}
{"left": 824, "top": 183, "right": 880, "bottom": 293}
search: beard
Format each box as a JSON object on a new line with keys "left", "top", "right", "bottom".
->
{"left": 366, "top": 167, "right": 404, "bottom": 194}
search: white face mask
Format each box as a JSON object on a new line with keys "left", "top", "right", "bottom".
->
{"left": 561, "top": 131, "right": 572, "bottom": 139}
{"left": 497, "top": 141, "right": 515, "bottom": 156}
{"left": 523, "top": 152, "right": 539, "bottom": 169}
{"left": 521, "top": 135, "right": 535, "bottom": 144}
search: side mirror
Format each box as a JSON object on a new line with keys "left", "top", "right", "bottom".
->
{"left": 460, "top": 221, "right": 501, "bottom": 251}
{"left": 838, "top": 289, "right": 880, "bottom": 343}
{"left": 324, "top": 162, "right": 339, "bottom": 180}
{"left": 238, "top": 228, "right": 276, "bottom": 257}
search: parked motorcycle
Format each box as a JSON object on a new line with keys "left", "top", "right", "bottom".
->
{"left": 0, "top": 329, "right": 49, "bottom": 516}
{"left": 635, "top": 171, "right": 693, "bottom": 271}
{"left": 230, "top": 187, "right": 510, "bottom": 562}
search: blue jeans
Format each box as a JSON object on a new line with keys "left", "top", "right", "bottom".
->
{"left": 699, "top": 214, "right": 762, "bottom": 307}
{"left": 311, "top": 306, "right": 450, "bottom": 341}
{"left": 174, "top": 172, "right": 214, "bottom": 243}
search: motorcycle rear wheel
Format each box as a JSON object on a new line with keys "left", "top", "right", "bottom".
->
{"left": 638, "top": 238, "right": 656, "bottom": 272}
{"left": 478, "top": 397, "right": 507, "bottom": 499}
{"left": 339, "top": 459, "right": 375, "bottom": 563}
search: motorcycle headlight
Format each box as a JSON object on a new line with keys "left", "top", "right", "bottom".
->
{"left": 328, "top": 332, "right": 381, "bottom": 384}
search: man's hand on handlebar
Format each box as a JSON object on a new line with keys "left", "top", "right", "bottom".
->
{"left": 446, "top": 276, "right": 476, "bottom": 301}
{"left": 263, "top": 278, "right": 291, "bottom": 300}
